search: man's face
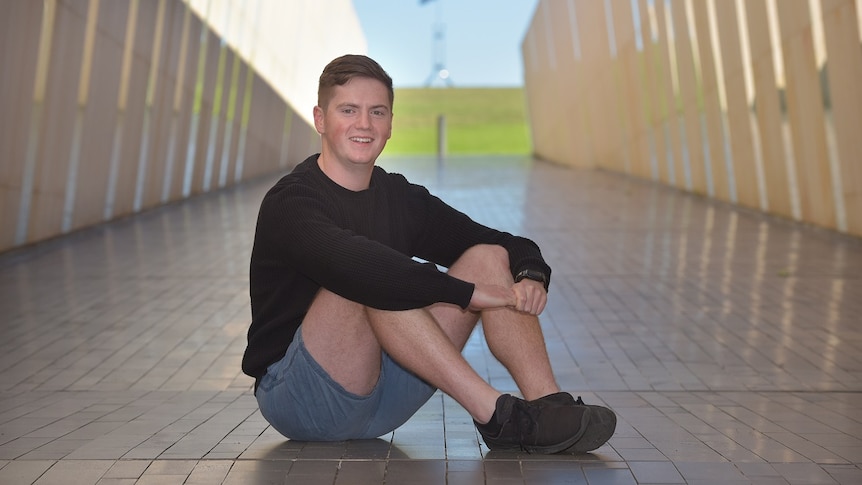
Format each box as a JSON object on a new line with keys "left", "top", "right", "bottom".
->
{"left": 314, "top": 77, "right": 392, "bottom": 170}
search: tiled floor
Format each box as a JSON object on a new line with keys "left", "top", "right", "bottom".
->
{"left": 1, "top": 155, "right": 860, "bottom": 484}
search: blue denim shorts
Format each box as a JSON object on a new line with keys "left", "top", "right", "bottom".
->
{"left": 255, "top": 326, "right": 437, "bottom": 441}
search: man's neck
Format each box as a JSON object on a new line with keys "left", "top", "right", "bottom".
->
{"left": 317, "top": 154, "right": 373, "bottom": 192}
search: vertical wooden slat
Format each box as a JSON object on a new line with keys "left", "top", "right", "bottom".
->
{"left": 1, "top": 1, "right": 44, "bottom": 249}
{"left": 133, "top": 0, "right": 167, "bottom": 213}
{"left": 613, "top": 0, "right": 651, "bottom": 178}
{"left": 62, "top": 0, "right": 100, "bottom": 233}
{"left": 691, "top": 0, "right": 732, "bottom": 201}
{"left": 161, "top": 1, "right": 193, "bottom": 204}
{"left": 639, "top": 0, "right": 665, "bottom": 182}
{"left": 15, "top": 0, "right": 56, "bottom": 245}
{"left": 103, "top": 0, "right": 140, "bottom": 221}
{"left": 28, "top": 0, "right": 83, "bottom": 242}
{"left": 714, "top": 0, "right": 761, "bottom": 210}
{"left": 655, "top": 0, "right": 686, "bottom": 188}
{"left": 744, "top": 0, "right": 796, "bottom": 220}
{"left": 820, "top": 0, "right": 862, "bottom": 236}
{"left": 776, "top": 1, "right": 836, "bottom": 228}
{"left": 670, "top": 0, "right": 707, "bottom": 194}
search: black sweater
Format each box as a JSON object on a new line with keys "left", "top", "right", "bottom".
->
{"left": 242, "top": 155, "right": 551, "bottom": 383}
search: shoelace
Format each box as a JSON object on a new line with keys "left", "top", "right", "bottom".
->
{"left": 513, "top": 399, "right": 541, "bottom": 452}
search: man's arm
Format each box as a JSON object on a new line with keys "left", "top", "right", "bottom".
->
{"left": 256, "top": 186, "right": 475, "bottom": 311}
{"left": 469, "top": 279, "right": 547, "bottom": 316}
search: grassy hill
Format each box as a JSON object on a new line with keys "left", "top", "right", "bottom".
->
{"left": 385, "top": 87, "right": 531, "bottom": 155}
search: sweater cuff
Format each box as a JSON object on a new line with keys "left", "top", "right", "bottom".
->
{"left": 446, "top": 277, "right": 475, "bottom": 310}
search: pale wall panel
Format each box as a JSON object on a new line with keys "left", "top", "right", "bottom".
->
{"left": 777, "top": 1, "right": 836, "bottom": 228}
{"left": 223, "top": 59, "right": 248, "bottom": 186}
{"left": 670, "top": 0, "right": 708, "bottom": 194}
{"left": 141, "top": 0, "right": 177, "bottom": 211}
{"left": 110, "top": 0, "right": 154, "bottom": 220}
{"left": 637, "top": 0, "right": 666, "bottom": 183}
{"left": 612, "top": 0, "right": 647, "bottom": 178}
{"left": 654, "top": 0, "right": 686, "bottom": 189}
{"left": 691, "top": 0, "right": 732, "bottom": 201}
{"left": 1, "top": 0, "right": 335, "bottom": 252}
{"left": 548, "top": 0, "right": 579, "bottom": 167}
{"left": 523, "top": 0, "right": 860, "bottom": 236}
{"left": 27, "top": 1, "right": 84, "bottom": 242}
{"left": 580, "top": 0, "right": 618, "bottom": 169}
{"left": 821, "top": 0, "right": 862, "bottom": 236}
{"left": 167, "top": 9, "right": 197, "bottom": 203}
{"left": 0, "top": 1, "right": 43, "bottom": 249}
{"left": 714, "top": 0, "right": 761, "bottom": 210}
{"left": 744, "top": 0, "right": 795, "bottom": 219}
{"left": 71, "top": 0, "right": 127, "bottom": 232}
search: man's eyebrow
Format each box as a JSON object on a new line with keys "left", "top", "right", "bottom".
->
{"left": 335, "top": 102, "right": 389, "bottom": 111}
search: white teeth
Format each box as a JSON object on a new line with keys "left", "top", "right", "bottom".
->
{"left": 351, "top": 137, "right": 372, "bottom": 143}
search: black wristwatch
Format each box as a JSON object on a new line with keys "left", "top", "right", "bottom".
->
{"left": 515, "top": 269, "right": 548, "bottom": 290}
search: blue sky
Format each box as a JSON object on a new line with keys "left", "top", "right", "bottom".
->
{"left": 352, "top": 0, "right": 539, "bottom": 87}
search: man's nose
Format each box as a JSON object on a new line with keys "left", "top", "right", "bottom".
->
{"left": 356, "top": 111, "right": 371, "bottom": 128}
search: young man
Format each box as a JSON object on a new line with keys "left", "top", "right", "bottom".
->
{"left": 242, "top": 54, "right": 615, "bottom": 454}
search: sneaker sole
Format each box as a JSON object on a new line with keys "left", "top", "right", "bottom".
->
{"left": 566, "top": 405, "right": 616, "bottom": 453}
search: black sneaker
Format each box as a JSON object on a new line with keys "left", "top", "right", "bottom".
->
{"left": 531, "top": 392, "right": 616, "bottom": 453}
{"left": 474, "top": 394, "right": 591, "bottom": 454}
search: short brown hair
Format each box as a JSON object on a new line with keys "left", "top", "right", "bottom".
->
{"left": 317, "top": 54, "right": 394, "bottom": 109}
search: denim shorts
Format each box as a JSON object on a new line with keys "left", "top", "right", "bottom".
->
{"left": 255, "top": 326, "right": 437, "bottom": 441}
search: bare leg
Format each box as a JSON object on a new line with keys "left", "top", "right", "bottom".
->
{"left": 365, "top": 306, "right": 500, "bottom": 422}
{"left": 460, "top": 245, "right": 560, "bottom": 401}
{"left": 482, "top": 307, "right": 560, "bottom": 400}
{"left": 300, "top": 289, "right": 382, "bottom": 396}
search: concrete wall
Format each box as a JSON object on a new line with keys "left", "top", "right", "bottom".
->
{"left": 1, "top": 0, "right": 364, "bottom": 253}
{"left": 523, "top": 0, "right": 862, "bottom": 237}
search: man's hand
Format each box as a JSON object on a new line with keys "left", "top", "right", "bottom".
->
{"left": 512, "top": 279, "right": 547, "bottom": 315}
{"left": 468, "top": 281, "right": 547, "bottom": 315}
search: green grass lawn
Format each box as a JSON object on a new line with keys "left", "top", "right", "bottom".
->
{"left": 385, "top": 87, "right": 532, "bottom": 155}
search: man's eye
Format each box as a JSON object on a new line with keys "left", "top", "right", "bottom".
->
{"left": 372, "top": 110, "right": 386, "bottom": 116}
{"left": 342, "top": 108, "right": 355, "bottom": 114}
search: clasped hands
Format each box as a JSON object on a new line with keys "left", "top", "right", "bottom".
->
{"left": 468, "top": 280, "right": 547, "bottom": 315}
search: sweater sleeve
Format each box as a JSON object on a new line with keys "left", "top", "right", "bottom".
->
{"left": 403, "top": 181, "right": 552, "bottom": 285}
{"left": 254, "top": 183, "right": 475, "bottom": 311}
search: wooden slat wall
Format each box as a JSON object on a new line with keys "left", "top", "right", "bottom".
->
{"left": 523, "top": 0, "right": 862, "bottom": 237}
{"left": 0, "top": 0, "right": 321, "bottom": 252}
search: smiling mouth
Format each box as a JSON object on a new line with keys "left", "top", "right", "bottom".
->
{"left": 350, "top": 137, "right": 373, "bottom": 143}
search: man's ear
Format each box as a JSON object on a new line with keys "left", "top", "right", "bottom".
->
{"left": 313, "top": 105, "right": 325, "bottom": 134}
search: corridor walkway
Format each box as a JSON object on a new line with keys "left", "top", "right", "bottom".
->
{"left": 1, "top": 156, "right": 860, "bottom": 484}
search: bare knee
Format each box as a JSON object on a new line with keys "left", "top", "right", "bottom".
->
{"left": 449, "top": 244, "right": 511, "bottom": 285}
{"left": 460, "top": 244, "right": 509, "bottom": 268}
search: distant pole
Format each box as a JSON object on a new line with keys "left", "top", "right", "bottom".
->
{"left": 422, "top": 0, "right": 453, "bottom": 87}
{"left": 437, "top": 114, "right": 446, "bottom": 161}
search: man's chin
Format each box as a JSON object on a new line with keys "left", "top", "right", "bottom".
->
{"left": 348, "top": 151, "right": 383, "bottom": 166}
